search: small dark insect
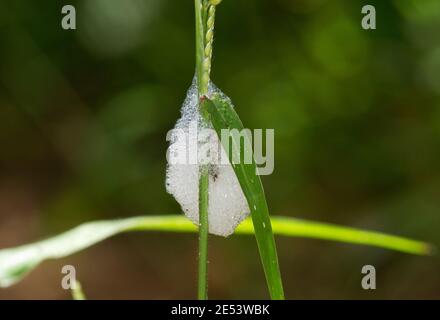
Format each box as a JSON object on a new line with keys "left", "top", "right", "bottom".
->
{"left": 209, "top": 165, "right": 219, "bottom": 182}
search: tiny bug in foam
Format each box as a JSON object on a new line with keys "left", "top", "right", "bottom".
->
{"left": 166, "top": 76, "right": 250, "bottom": 237}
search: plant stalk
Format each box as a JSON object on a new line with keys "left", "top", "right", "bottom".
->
{"left": 195, "top": 0, "right": 210, "bottom": 300}
{"left": 197, "top": 166, "right": 209, "bottom": 299}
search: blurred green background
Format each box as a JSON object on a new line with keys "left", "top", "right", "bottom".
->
{"left": 0, "top": 0, "right": 439, "bottom": 299}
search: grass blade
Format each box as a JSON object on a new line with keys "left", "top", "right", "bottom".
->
{"left": 0, "top": 217, "right": 141, "bottom": 288}
{"left": 71, "top": 280, "right": 86, "bottom": 300}
{"left": 201, "top": 95, "right": 285, "bottom": 299}
{"left": 0, "top": 215, "right": 431, "bottom": 289}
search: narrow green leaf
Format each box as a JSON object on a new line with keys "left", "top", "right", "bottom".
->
{"left": 71, "top": 280, "right": 86, "bottom": 300}
{"left": 201, "top": 95, "right": 285, "bottom": 299}
{"left": 0, "top": 217, "right": 142, "bottom": 288}
{"left": 0, "top": 215, "right": 431, "bottom": 289}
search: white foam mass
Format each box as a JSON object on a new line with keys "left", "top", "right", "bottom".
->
{"left": 166, "top": 77, "right": 250, "bottom": 237}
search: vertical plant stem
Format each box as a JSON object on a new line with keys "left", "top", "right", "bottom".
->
{"left": 195, "top": 0, "right": 206, "bottom": 95}
{"left": 195, "top": 0, "right": 209, "bottom": 300}
{"left": 197, "top": 165, "right": 209, "bottom": 300}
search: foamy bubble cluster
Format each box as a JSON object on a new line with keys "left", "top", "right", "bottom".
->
{"left": 165, "top": 77, "right": 250, "bottom": 237}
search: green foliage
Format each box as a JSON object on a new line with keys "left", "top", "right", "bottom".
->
{"left": 71, "top": 280, "right": 86, "bottom": 300}
{"left": 0, "top": 215, "right": 430, "bottom": 289}
{"left": 203, "top": 95, "right": 284, "bottom": 299}
{"left": 0, "top": 0, "right": 438, "bottom": 299}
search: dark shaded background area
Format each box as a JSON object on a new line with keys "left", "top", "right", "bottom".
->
{"left": 0, "top": 0, "right": 439, "bottom": 299}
